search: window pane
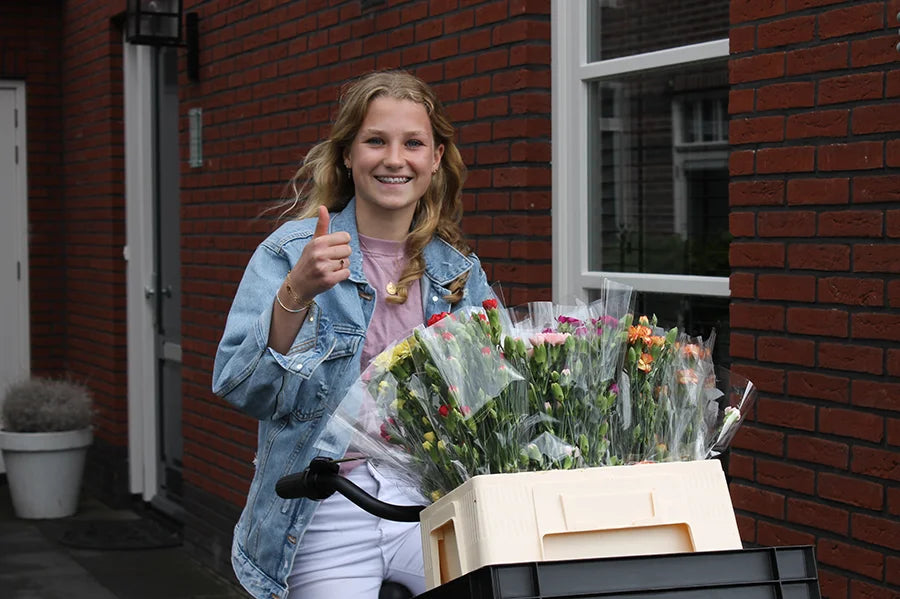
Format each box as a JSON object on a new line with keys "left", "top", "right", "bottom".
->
{"left": 586, "top": 59, "right": 730, "bottom": 277}
{"left": 588, "top": 0, "right": 729, "bottom": 62}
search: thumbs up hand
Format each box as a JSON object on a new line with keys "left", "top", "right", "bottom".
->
{"left": 285, "top": 205, "right": 352, "bottom": 305}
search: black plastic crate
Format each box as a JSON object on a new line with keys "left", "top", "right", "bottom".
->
{"left": 416, "top": 546, "right": 820, "bottom": 599}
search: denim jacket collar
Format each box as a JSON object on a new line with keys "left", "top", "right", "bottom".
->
{"left": 331, "top": 198, "right": 473, "bottom": 288}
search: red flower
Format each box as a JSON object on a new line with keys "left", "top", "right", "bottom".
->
{"left": 478, "top": 313, "right": 488, "bottom": 321}
{"left": 438, "top": 405, "right": 450, "bottom": 417}
{"left": 379, "top": 418, "right": 395, "bottom": 442}
{"left": 442, "top": 331, "right": 454, "bottom": 341}
{"left": 427, "top": 312, "right": 451, "bottom": 327}
{"left": 482, "top": 299, "right": 498, "bottom": 310}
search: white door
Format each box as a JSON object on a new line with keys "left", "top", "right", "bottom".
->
{"left": 124, "top": 42, "right": 159, "bottom": 501}
{"left": 124, "top": 43, "right": 184, "bottom": 518}
{"left": 0, "top": 81, "right": 31, "bottom": 472}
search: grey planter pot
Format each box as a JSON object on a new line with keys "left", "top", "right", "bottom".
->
{"left": 0, "top": 428, "right": 92, "bottom": 519}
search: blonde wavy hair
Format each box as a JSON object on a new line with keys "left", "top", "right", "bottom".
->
{"left": 282, "top": 70, "right": 470, "bottom": 304}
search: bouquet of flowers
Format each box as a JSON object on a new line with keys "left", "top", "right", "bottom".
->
{"left": 327, "top": 284, "right": 757, "bottom": 502}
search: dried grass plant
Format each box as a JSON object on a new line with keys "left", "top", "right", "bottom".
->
{"left": 2, "top": 377, "right": 93, "bottom": 433}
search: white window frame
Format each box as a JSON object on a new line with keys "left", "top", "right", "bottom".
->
{"left": 551, "top": 1, "right": 731, "bottom": 302}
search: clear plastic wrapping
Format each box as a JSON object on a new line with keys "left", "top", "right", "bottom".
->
{"left": 322, "top": 284, "right": 758, "bottom": 502}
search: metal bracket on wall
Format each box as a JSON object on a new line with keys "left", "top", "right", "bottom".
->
{"left": 896, "top": 12, "right": 900, "bottom": 52}
{"left": 895, "top": 12, "right": 900, "bottom": 52}
{"left": 896, "top": 12, "right": 900, "bottom": 54}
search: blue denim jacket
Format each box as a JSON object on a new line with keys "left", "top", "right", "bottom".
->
{"left": 212, "top": 199, "right": 492, "bottom": 599}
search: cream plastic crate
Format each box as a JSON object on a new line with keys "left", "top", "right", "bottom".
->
{"left": 419, "top": 459, "right": 742, "bottom": 590}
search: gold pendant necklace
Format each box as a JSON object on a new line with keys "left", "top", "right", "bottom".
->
{"left": 359, "top": 235, "right": 401, "bottom": 296}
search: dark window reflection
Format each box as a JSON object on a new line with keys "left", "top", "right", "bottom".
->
{"left": 588, "top": 0, "right": 728, "bottom": 61}
{"left": 587, "top": 60, "right": 730, "bottom": 277}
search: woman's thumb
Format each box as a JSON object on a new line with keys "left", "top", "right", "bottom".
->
{"left": 313, "top": 205, "right": 329, "bottom": 238}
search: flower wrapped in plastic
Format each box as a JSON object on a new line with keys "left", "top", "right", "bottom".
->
{"left": 334, "top": 303, "right": 531, "bottom": 501}
{"left": 323, "top": 284, "right": 757, "bottom": 502}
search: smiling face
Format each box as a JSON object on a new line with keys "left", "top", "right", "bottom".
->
{"left": 345, "top": 96, "right": 444, "bottom": 239}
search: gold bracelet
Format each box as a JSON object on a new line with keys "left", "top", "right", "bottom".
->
{"left": 275, "top": 290, "right": 308, "bottom": 314}
{"left": 284, "top": 278, "right": 314, "bottom": 310}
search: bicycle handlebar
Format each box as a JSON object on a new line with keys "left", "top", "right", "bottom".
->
{"left": 275, "top": 457, "right": 425, "bottom": 523}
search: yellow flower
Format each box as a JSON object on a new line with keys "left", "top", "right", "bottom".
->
{"left": 437, "top": 440, "right": 447, "bottom": 451}
{"left": 373, "top": 351, "right": 392, "bottom": 370}
{"left": 390, "top": 339, "right": 412, "bottom": 364}
{"left": 423, "top": 431, "right": 436, "bottom": 443}
{"left": 422, "top": 441, "right": 433, "bottom": 451}
{"left": 430, "top": 490, "right": 443, "bottom": 502}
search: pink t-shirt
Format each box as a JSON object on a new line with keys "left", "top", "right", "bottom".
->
{"left": 357, "top": 234, "right": 424, "bottom": 368}
{"left": 342, "top": 234, "right": 425, "bottom": 473}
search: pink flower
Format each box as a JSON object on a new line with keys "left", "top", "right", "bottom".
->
{"left": 558, "top": 315, "right": 582, "bottom": 325}
{"left": 442, "top": 331, "right": 454, "bottom": 341}
{"left": 529, "top": 333, "right": 547, "bottom": 346}
{"left": 544, "top": 332, "right": 569, "bottom": 346}
{"left": 481, "top": 347, "right": 492, "bottom": 355}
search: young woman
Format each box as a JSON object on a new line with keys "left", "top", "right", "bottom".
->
{"left": 212, "top": 70, "right": 494, "bottom": 599}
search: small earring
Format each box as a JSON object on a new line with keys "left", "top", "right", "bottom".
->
{"left": 345, "top": 164, "right": 352, "bottom": 179}
{"left": 431, "top": 167, "right": 438, "bottom": 175}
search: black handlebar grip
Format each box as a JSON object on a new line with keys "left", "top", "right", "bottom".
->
{"left": 275, "top": 457, "right": 426, "bottom": 522}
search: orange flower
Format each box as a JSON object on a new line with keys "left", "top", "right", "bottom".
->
{"left": 628, "top": 325, "right": 653, "bottom": 346}
{"left": 681, "top": 344, "right": 701, "bottom": 360}
{"left": 627, "top": 326, "right": 640, "bottom": 344}
{"left": 650, "top": 335, "right": 666, "bottom": 348}
{"left": 677, "top": 369, "right": 699, "bottom": 385}
{"left": 637, "top": 352, "right": 653, "bottom": 372}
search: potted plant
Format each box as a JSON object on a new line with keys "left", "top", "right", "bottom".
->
{"left": 0, "top": 377, "right": 93, "bottom": 518}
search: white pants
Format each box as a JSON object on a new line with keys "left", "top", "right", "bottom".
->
{"left": 287, "top": 461, "right": 426, "bottom": 599}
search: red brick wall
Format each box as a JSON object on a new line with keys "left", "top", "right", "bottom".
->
{"left": 181, "top": 0, "right": 553, "bottom": 509}
{"left": 0, "top": 1, "right": 65, "bottom": 376}
{"left": 728, "top": 1, "right": 900, "bottom": 597}
{"left": 2, "top": 1, "right": 130, "bottom": 499}
{"left": 57, "top": 3, "right": 129, "bottom": 448}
